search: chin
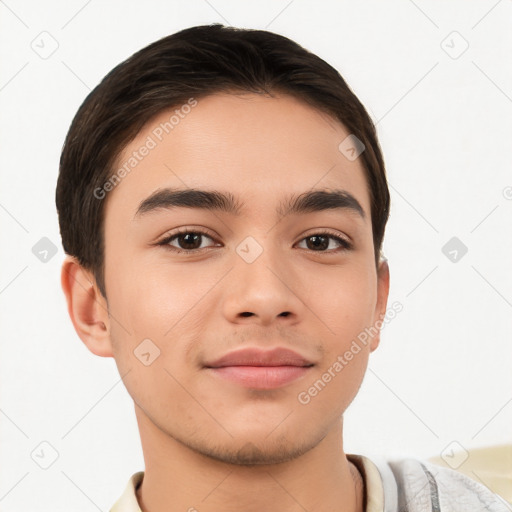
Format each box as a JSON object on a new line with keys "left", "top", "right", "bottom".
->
{"left": 186, "top": 430, "right": 319, "bottom": 466}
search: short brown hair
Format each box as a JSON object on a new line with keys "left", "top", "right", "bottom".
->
{"left": 56, "top": 23, "right": 390, "bottom": 298}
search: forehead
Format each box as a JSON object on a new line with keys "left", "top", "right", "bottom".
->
{"left": 106, "top": 92, "right": 371, "bottom": 221}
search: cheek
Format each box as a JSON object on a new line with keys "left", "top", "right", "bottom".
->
{"left": 106, "top": 256, "right": 194, "bottom": 335}
{"left": 297, "top": 343, "right": 370, "bottom": 418}
{"left": 304, "top": 265, "right": 376, "bottom": 404}
{"left": 306, "top": 264, "right": 376, "bottom": 338}
{"left": 105, "top": 258, "right": 218, "bottom": 374}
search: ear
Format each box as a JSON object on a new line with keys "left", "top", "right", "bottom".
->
{"left": 369, "top": 257, "right": 390, "bottom": 352}
{"left": 60, "top": 256, "right": 114, "bottom": 357}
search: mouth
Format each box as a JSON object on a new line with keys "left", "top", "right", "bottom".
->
{"left": 204, "top": 347, "right": 314, "bottom": 390}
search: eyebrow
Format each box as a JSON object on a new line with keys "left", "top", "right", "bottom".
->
{"left": 134, "top": 187, "right": 366, "bottom": 221}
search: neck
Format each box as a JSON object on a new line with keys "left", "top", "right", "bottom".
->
{"left": 134, "top": 406, "right": 365, "bottom": 512}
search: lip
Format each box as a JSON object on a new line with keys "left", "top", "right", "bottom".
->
{"left": 205, "top": 347, "right": 314, "bottom": 368}
{"left": 204, "top": 347, "right": 314, "bottom": 389}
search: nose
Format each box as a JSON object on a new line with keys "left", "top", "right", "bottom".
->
{"left": 221, "top": 239, "right": 305, "bottom": 327}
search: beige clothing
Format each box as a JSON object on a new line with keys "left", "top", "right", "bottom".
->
{"left": 110, "top": 454, "right": 383, "bottom": 512}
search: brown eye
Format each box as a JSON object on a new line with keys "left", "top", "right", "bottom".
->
{"left": 297, "top": 232, "right": 352, "bottom": 252}
{"left": 173, "top": 232, "right": 205, "bottom": 250}
{"left": 158, "top": 229, "right": 218, "bottom": 253}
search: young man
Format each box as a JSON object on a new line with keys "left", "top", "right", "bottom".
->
{"left": 56, "top": 24, "right": 506, "bottom": 512}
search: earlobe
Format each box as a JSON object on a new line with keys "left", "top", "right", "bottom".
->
{"left": 60, "top": 256, "right": 114, "bottom": 357}
{"left": 370, "top": 258, "right": 390, "bottom": 352}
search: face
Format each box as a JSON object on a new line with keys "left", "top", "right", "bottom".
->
{"left": 100, "top": 92, "right": 389, "bottom": 464}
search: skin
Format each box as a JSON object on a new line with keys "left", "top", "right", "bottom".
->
{"left": 61, "top": 92, "right": 389, "bottom": 512}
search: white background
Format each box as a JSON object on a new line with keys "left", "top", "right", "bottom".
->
{"left": 1, "top": 1, "right": 511, "bottom": 510}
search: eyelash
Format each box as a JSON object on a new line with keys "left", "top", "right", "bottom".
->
{"left": 156, "top": 228, "right": 353, "bottom": 254}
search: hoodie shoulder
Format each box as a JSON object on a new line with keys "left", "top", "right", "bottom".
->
{"left": 384, "top": 457, "right": 509, "bottom": 512}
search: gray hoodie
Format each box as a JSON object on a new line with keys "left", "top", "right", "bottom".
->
{"left": 362, "top": 455, "right": 510, "bottom": 512}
